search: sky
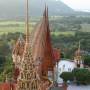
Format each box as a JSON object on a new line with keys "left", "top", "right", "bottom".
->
{"left": 60, "top": 0, "right": 90, "bottom": 11}
{"left": 0, "top": 0, "right": 90, "bottom": 11}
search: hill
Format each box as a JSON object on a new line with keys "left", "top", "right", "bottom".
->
{"left": 0, "top": 0, "right": 74, "bottom": 19}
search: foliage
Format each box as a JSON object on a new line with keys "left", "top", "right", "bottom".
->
{"left": 52, "top": 31, "right": 90, "bottom": 58}
{"left": 60, "top": 72, "right": 74, "bottom": 82}
{"left": 73, "top": 68, "right": 90, "bottom": 85}
{"left": 0, "top": 55, "right": 13, "bottom": 82}
{"left": 60, "top": 69, "right": 90, "bottom": 85}
{"left": 84, "top": 55, "right": 90, "bottom": 67}
{"left": 51, "top": 16, "right": 90, "bottom": 32}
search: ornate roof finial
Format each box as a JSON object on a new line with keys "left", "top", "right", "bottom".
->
{"left": 75, "top": 41, "right": 81, "bottom": 56}
{"left": 46, "top": 6, "right": 48, "bottom": 17}
{"left": 77, "top": 41, "right": 81, "bottom": 55}
{"left": 25, "top": 0, "right": 29, "bottom": 43}
{"left": 79, "top": 41, "right": 81, "bottom": 51}
{"left": 43, "top": 4, "right": 47, "bottom": 18}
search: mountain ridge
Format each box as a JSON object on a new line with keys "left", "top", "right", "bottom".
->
{"left": 0, "top": 0, "right": 90, "bottom": 19}
{"left": 0, "top": 0, "right": 74, "bottom": 19}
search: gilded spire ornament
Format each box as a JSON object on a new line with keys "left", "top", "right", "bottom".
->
{"left": 16, "top": 0, "right": 42, "bottom": 90}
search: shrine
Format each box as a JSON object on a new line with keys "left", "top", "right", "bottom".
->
{"left": 0, "top": 0, "right": 60, "bottom": 90}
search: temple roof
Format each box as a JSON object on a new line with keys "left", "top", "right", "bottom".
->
{"left": 12, "top": 35, "right": 25, "bottom": 56}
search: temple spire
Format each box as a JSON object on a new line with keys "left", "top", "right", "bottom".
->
{"left": 46, "top": 6, "right": 48, "bottom": 19}
{"left": 43, "top": 4, "right": 47, "bottom": 18}
{"left": 25, "top": 0, "right": 29, "bottom": 43}
{"left": 46, "top": 6, "right": 50, "bottom": 30}
{"left": 79, "top": 41, "right": 81, "bottom": 51}
{"left": 78, "top": 41, "right": 81, "bottom": 56}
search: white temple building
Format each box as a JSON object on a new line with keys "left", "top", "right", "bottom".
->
{"left": 56, "top": 60, "right": 76, "bottom": 83}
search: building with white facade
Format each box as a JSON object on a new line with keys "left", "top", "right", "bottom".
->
{"left": 55, "top": 60, "right": 76, "bottom": 83}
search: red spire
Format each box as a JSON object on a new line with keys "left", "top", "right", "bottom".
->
{"left": 32, "top": 5, "right": 55, "bottom": 74}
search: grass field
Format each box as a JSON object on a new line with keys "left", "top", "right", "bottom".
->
{"left": 0, "top": 21, "right": 35, "bottom": 34}
{"left": 80, "top": 24, "right": 90, "bottom": 32}
{"left": 0, "top": 21, "right": 90, "bottom": 35}
{"left": 0, "top": 21, "right": 75, "bottom": 36}
{"left": 51, "top": 31, "right": 75, "bottom": 36}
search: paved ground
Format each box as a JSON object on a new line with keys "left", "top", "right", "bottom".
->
{"left": 50, "top": 85, "right": 90, "bottom": 90}
{"left": 68, "top": 85, "right": 90, "bottom": 90}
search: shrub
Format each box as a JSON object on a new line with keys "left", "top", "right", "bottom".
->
{"left": 60, "top": 72, "right": 74, "bottom": 82}
{"left": 84, "top": 55, "right": 90, "bottom": 67}
{"left": 73, "top": 68, "right": 90, "bottom": 85}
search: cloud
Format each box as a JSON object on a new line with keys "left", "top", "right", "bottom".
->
{"left": 61, "top": 0, "right": 90, "bottom": 10}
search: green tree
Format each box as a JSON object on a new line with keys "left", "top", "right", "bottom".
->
{"left": 60, "top": 72, "right": 74, "bottom": 82}
{"left": 84, "top": 55, "right": 90, "bottom": 67}
{"left": 73, "top": 68, "right": 90, "bottom": 85}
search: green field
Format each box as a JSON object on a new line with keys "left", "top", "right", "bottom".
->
{"left": 0, "top": 21, "right": 75, "bottom": 36}
{"left": 51, "top": 31, "right": 75, "bottom": 36}
{"left": 0, "top": 21, "right": 35, "bottom": 34}
{"left": 80, "top": 24, "right": 90, "bottom": 32}
{"left": 0, "top": 21, "right": 90, "bottom": 35}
